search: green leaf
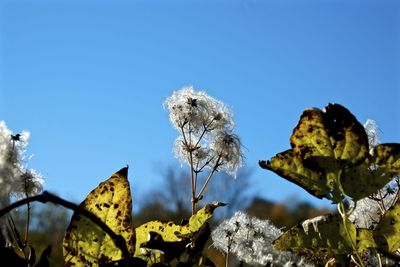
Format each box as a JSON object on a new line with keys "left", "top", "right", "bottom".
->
{"left": 341, "top": 144, "right": 400, "bottom": 200}
{"left": 356, "top": 229, "right": 376, "bottom": 252}
{"left": 260, "top": 103, "right": 400, "bottom": 201}
{"left": 135, "top": 202, "right": 224, "bottom": 265}
{"left": 259, "top": 150, "right": 330, "bottom": 199}
{"left": 63, "top": 167, "right": 135, "bottom": 267}
{"left": 373, "top": 143, "right": 400, "bottom": 176}
{"left": 374, "top": 202, "right": 400, "bottom": 253}
{"left": 274, "top": 214, "right": 357, "bottom": 255}
{"left": 290, "top": 104, "right": 369, "bottom": 172}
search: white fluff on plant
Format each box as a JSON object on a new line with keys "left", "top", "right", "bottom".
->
{"left": 164, "top": 86, "right": 234, "bottom": 135}
{"left": 164, "top": 86, "right": 243, "bottom": 177}
{"left": 348, "top": 180, "right": 399, "bottom": 229}
{"left": 0, "top": 121, "right": 43, "bottom": 208}
{"left": 165, "top": 86, "right": 243, "bottom": 214}
{"left": 209, "top": 130, "right": 243, "bottom": 176}
{"left": 347, "top": 119, "right": 399, "bottom": 229}
{"left": 212, "top": 211, "right": 313, "bottom": 267}
{"left": 364, "top": 119, "right": 380, "bottom": 154}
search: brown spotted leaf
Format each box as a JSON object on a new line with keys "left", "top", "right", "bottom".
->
{"left": 290, "top": 104, "right": 368, "bottom": 172}
{"left": 63, "top": 167, "right": 135, "bottom": 267}
{"left": 373, "top": 201, "right": 400, "bottom": 253}
{"left": 260, "top": 103, "right": 381, "bottom": 201}
{"left": 373, "top": 143, "right": 400, "bottom": 176}
{"left": 341, "top": 143, "right": 400, "bottom": 200}
{"left": 135, "top": 202, "right": 224, "bottom": 265}
{"left": 274, "top": 214, "right": 358, "bottom": 255}
{"left": 259, "top": 150, "right": 330, "bottom": 199}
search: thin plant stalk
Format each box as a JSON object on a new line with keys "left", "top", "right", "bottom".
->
{"left": 337, "top": 169, "right": 365, "bottom": 267}
{"left": 338, "top": 201, "right": 365, "bottom": 267}
{"left": 196, "top": 156, "right": 221, "bottom": 201}
{"left": 23, "top": 176, "right": 31, "bottom": 246}
{"left": 377, "top": 252, "right": 383, "bottom": 267}
{"left": 179, "top": 126, "right": 197, "bottom": 214}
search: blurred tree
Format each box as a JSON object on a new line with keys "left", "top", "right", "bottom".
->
{"left": 245, "top": 197, "right": 331, "bottom": 229}
{"left": 134, "top": 166, "right": 253, "bottom": 226}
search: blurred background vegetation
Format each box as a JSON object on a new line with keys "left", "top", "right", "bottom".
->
{"left": 5, "top": 167, "right": 331, "bottom": 267}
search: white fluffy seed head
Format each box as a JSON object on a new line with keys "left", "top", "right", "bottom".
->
{"left": 364, "top": 119, "right": 380, "bottom": 154}
{"left": 166, "top": 86, "right": 243, "bottom": 177}
{"left": 164, "top": 86, "right": 234, "bottom": 135}
{"left": 173, "top": 136, "right": 210, "bottom": 168}
{"left": 210, "top": 130, "right": 243, "bottom": 177}
{"left": 0, "top": 121, "right": 43, "bottom": 208}
{"left": 348, "top": 180, "right": 399, "bottom": 229}
{"left": 212, "top": 211, "right": 311, "bottom": 266}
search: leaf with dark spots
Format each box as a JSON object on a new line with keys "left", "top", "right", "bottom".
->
{"left": 290, "top": 108, "right": 334, "bottom": 168}
{"left": 274, "top": 213, "right": 373, "bottom": 255}
{"left": 373, "top": 143, "right": 400, "bottom": 175}
{"left": 260, "top": 103, "right": 396, "bottom": 201}
{"left": 101, "top": 257, "right": 147, "bottom": 267}
{"left": 290, "top": 104, "right": 369, "bottom": 172}
{"left": 373, "top": 202, "right": 400, "bottom": 253}
{"left": 259, "top": 150, "right": 330, "bottom": 199}
{"left": 340, "top": 143, "right": 400, "bottom": 200}
{"left": 63, "top": 167, "right": 135, "bottom": 266}
{"left": 135, "top": 202, "right": 224, "bottom": 265}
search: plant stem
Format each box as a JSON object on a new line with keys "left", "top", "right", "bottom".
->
{"left": 23, "top": 176, "right": 30, "bottom": 246}
{"left": 336, "top": 169, "right": 365, "bottom": 267}
{"left": 179, "top": 126, "right": 198, "bottom": 215}
{"left": 376, "top": 248, "right": 400, "bottom": 262}
{"left": 188, "top": 127, "right": 198, "bottom": 215}
{"left": 196, "top": 156, "right": 221, "bottom": 200}
{"left": 377, "top": 251, "right": 382, "bottom": 267}
{"left": 338, "top": 201, "right": 365, "bottom": 267}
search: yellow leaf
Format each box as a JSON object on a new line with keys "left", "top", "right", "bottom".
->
{"left": 274, "top": 214, "right": 357, "bottom": 255}
{"left": 260, "top": 103, "right": 394, "bottom": 201}
{"left": 374, "top": 143, "right": 400, "bottom": 176}
{"left": 290, "top": 104, "right": 368, "bottom": 172}
{"left": 63, "top": 167, "right": 135, "bottom": 267}
{"left": 374, "top": 202, "right": 400, "bottom": 253}
{"left": 135, "top": 202, "right": 223, "bottom": 265}
{"left": 341, "top": 144, "right": 400, "bottom": 200}
{"left": 259, "top": 150, "right": 330, "bottom": 199}
{"left": 356, "top": 229, "right": 376, "bottom": 252}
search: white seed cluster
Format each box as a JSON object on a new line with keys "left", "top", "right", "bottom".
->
{"left": 0, "top": 121, "right": 43, "bottom": 208}
{"left": 348, "top": 119, "right": 399, "bottom": 229}
{"left": 212, "top": 211, "right": 313, "bottom": 266}
{"left": 165, "top": 86, "right": 243, "bottom": 177}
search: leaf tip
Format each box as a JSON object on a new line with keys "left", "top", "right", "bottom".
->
{"left": 116, "top": 166, "right": 129, "bottom": 178}
{"left": 258, "top": 160, "right": 268, "bottom": 169}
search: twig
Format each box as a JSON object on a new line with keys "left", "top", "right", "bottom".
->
{"left": 196, "top": 155, "right": 221, "bottom": 201}
{"left": 376, "top": 248, "right": 400, "bottom": 263}
{"left": 0, "top": 191, "right": 131, "bottom": 261}
{"left": 23, "top": 174, "right": 31, "bottom": 246}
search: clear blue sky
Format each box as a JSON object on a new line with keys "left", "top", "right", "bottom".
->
{"left": 1, "top": 0, "right": 399, "bottom": 209}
